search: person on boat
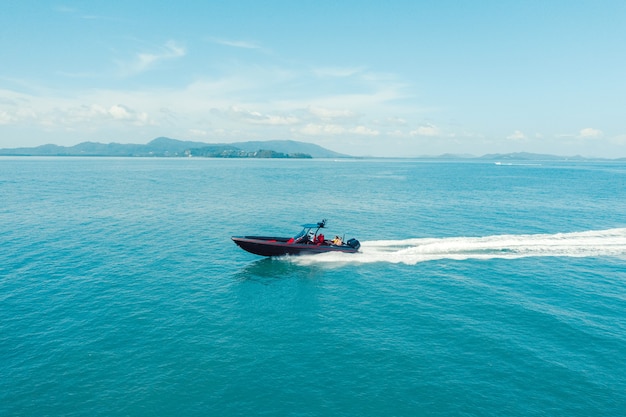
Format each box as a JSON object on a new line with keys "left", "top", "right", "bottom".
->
{"left": 316, "top": 234, "right": 325, "bottom": 245}
{"left": 332, "top": 236, "right": 342, "bottom": 245}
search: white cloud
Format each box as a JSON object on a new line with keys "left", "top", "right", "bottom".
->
{"left": 312, "top": 67, "right": 364, "bottom": 78}
{"left": 297, "top": 123, "right": 379, "bottom": 136}
{"left": 254, "top": 115, "right": 299, "bottom": 125}
{"left": 555, "top": 133, "right": 576, "bottom": 139}
{"left": 188, "top": 129, "right": 208, "bottom": 137}
{"left": 81, "top": 104, "right": 150, "bottom": 125}
{"left": 109, "top": 104, "right": 131, "bottom": 120}
{"left": 579, "top": 127, "right": 603, "bottom": 138}
{"left": 118, "top": 40, "right": 186, "bottom": 76}
{"left": 207, "top": 37, "right": 262, "bottom": 50}
{"left": 308, "top": 106, "right": 356, "bottom": 120}
{"left": 385, "top": 117, "right": 407, "bottom": 126}
{"left": 54, "top": 5, "right": 77, "bottom": 13}
{"left": 34, "top": 103, "right": 153, "bottom": 129}
{"left": 388, "top": 129, "right": 406, "bottom": 137}
{"left": 610, "top": 134, "right": 626, "bottom": 145}
{"left": 299, "top": 123, "right": 345, "bottom": 136}
{"left": 507, "top": 130, "right": 526, "bottom": 140}
{"left": 229, "top": 106, "right": 299, "bottom": 125}
{"left": 351, "top": 126, "right": 379, "bottom": 136}
{"left": 0, "top": 110, "right": 16, "bottom": 124}
{"left": 410, "top": 123, "right": 440, "bottom": 137}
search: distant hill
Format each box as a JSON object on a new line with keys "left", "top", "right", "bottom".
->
{"left": 0, "top": 137, "right": 349, "bottom": 158}
{"left": 478, "top": 152, "right": 589, "bottom": 161}
{"left": 423, "top": 152, "right": 625, "bottom": 161}
{"left": 2, "top": 140, "right": 623, "bottom": 160}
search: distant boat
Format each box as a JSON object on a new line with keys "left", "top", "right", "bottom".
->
{"left": 232, "top": 219, "right": 360, "bottom": 257}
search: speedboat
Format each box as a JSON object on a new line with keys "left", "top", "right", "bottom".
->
{"left": 232, "top": 219, "right": 360, "bottom": 257}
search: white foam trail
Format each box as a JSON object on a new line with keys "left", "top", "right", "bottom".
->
{"left": 292, "top": 228, "right": 626, "bottom": 266}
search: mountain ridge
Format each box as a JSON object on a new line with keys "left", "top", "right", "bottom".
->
{"left": 0, "top": 137, "right": 348, "bottom": 158}
{"left": 1, "top": 138, "right": 624, "bottom": 160}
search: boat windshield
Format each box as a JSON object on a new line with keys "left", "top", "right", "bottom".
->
{"left": 292, "top": 221, "right": 325, "bottom": 242}
{"left": 293, "top": 227, "right": 309, "bottom": 240}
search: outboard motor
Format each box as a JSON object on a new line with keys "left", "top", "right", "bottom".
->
{"left": 347, "top": 238, "right": 360, "bottom": 250}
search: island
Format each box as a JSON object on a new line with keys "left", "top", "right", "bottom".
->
{"left": 0, "top": 137, "right": 348, "bottom": 158}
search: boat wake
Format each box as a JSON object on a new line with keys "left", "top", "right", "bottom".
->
{"left": 291, "top": 228, "right": 626, "bottom": 266}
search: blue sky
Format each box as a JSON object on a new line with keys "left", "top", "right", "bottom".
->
{"left": 1, "top": 1, "right": 625, "bottom": 157}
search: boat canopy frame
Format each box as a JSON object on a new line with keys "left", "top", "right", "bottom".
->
{"left": 293, "top": 219, "right": 327, "bottom": 242}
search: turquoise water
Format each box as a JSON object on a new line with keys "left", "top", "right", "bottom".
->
{"left": 2, "top": 157, "right": 626, "bottom": 416}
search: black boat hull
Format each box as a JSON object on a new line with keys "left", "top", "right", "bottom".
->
{"left": 232, "top": 236, "right": 360, "bottom": 257}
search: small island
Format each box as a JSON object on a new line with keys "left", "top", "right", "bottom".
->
{"left": 186, "top": 146, "right": 311, "bottom": 159}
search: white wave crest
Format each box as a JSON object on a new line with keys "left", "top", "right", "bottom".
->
{"left": 292, "top": 228, "right": 626, "bottom": 266}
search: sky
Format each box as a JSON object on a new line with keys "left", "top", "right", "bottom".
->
{"left": 1, "top": 0, "right": 625, "bottom": 157}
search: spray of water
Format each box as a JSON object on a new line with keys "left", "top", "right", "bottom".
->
{"left": 291, "top": 228, "right": 626, "bottom": 266}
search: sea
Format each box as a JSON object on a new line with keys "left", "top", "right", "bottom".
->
{"left": 1, "top": 157, "right": 626, "bottom": 416}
